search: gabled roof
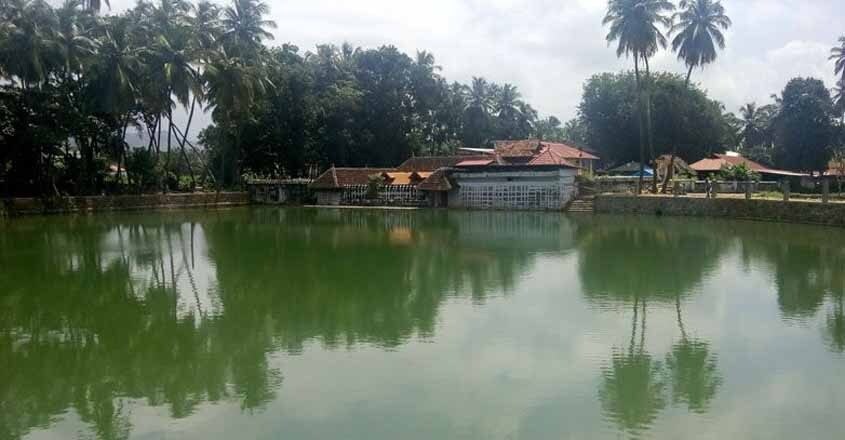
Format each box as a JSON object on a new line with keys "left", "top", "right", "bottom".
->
{"left": 494, "top": 139, "right": 600, "bottom": 161}
{"left": 607, "top": 161, "right": 654, "bottom": 176}
{"left": 690, "top": 153, "right": 809, "bottom": 177}
{"left": 380, "top": 171, "right": 432, "bottom": 185}
{"left": 396, "top": 155, "right": 491, "bottom": 172}
{"left": 494, "top": 139, "right": 541, "bottom": 158}
{"left": 416, "top": 167, "right": 453, "bottom": 192}
{"left": 542, "top": 142, "right": 600, "bottom": 161}
{"left": 310, "top": 167, "right": 395, "bottom": 189}
{"left": 690, "top": 153, "right": 768, "bottom": 172}
{"left": 526, "top": 148, "right": 580, "bottom": 167}
{"left": 456, "top": 159, "right": 495, "bottom": 167}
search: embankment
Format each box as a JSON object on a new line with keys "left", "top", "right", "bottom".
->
{"left": 594, "top": 195, "right": 845, "bottom": 228}
{"left": 1, "top": 192, "right": 249, "bottom": 217}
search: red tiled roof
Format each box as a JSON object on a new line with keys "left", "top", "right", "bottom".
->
{"left": 690, "top": 154, "right": 768, "bottom": 172}
{"left": 494, "top": 139, "right": 600, "bottom": 161}
{"left": 495, "top": 140, "right": 541, "bottom": 158}
{"left": 456, "top": 159, "right": 495, "bottom": 167}
{"left": 690, "top": 154, "right": 809, "bottom": 177}
{"left": 416, "top": 167, "right": 453, "bottom": 192}
{"left": 542, "top": 142, "right": 600, "bottom": 161}
{"left": 526, "top": 148, "right": 580, "bottom": 167}
{"left": 396, "top": 155, "right": 491, "bottom": 172}
{"left": 310, "top": 167, "right": 395, "bottom": 189}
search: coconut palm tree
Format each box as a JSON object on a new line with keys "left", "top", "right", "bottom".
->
{"left": 468, "top": 76, "right": 493, "bottom": 112}
{"left": 220, "top": 0, "right": 277, "bottom": 58}
{"left": 831, "top": 36, "right": 845, "bottom": 83}
{"left": 603, "top": 0, "right": 674, "bottom": 193}
{"left": 82, "top": 0, "right": 109, "bottom": 13}
{"left": 0, "top": 0, "right": 59, "bottom": 89}
{"left": 833, "top": 79, "right": 845, "bottom": 123}
{"left": 203, "top": 49, "right": 270, "bottom": 187}
{"left": 54, "top": 0, "right": 97, "bottom": 80}
{"left": 671, "top": 0, "right": 732, "bottom": 86}
{"left": 86, "top": 16, "right": 142, "bottom": 190}
{"left": 661, "top": 0, "right": 730, "bottom": 191}
{"left": 193, "top": 0, "right": 221, "bottom": 55}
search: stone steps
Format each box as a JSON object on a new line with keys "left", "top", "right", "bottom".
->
{"left": 567, "top": 197, "right": 594, "bottom": 213}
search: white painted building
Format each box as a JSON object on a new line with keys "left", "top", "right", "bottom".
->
{"left": 447, "top": 166, "right": 579, "bottom": 211}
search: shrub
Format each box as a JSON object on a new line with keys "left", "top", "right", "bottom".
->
{"left": 718, "top": 163, "right": 760, "bottom": 182}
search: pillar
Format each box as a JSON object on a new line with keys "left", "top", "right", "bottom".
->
{"left": 782, "top": 180, "right": 790, "bottom": 202}
{"left": 745, "top": 181, "right": 752, "bottom": 200}
{"left": 822, "top": 179, "right": 830, "bottom": 204}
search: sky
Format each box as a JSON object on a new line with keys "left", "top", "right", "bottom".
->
{"left": 105, "top": 0, "right": 844, "bottom": 137}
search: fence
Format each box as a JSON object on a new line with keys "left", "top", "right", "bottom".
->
{"left": 593, "top": 177, "right": 780, "bottom": 194}
{"left": 340, "top": 184, "right": 427, "bottom": 207}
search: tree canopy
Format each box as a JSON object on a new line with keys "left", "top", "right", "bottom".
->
{"left": 0, "top": 0, "right": 560, "bottom": 196}
{"left": 576, "top": 71, "right": 734, "bottom": 166}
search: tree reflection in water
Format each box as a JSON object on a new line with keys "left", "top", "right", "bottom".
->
{"left": 577, "top": 217, "right": 724, "bottom": 437}
{"left": 0, "top": 209, "right": 559, "bottom": 440}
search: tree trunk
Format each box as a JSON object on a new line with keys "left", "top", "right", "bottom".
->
{"left": 172, "top": 124, "right": 215, "bottom": 187}
{"left": 685, "top": 64, "right": 694, "bottom": 87}
{"left": 634, "top": 54, "right": 645, "bottom": 195}
{"left": 662, "top": 152, "right": 676, "bottom": 194}
{"left": 165, "top": 108, "right": 173, "bottom": 193}
{"left": 644, "top": 56, "right": 657, "bottom": 194}
{"left": 178, "top": 96, "right": 198, "bottom": 191}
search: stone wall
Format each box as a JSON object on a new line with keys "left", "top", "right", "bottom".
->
{"left": 248, "top": 180, "right": 313, "bottom": 205}
{"left": 1, "top": 192, "right": 249, "bottom": 217}
{"left": 594, "top": 195, "right": 845, "bottom": 227}
{"left": 593, "top": 177, "right": 780, "bottom": 194}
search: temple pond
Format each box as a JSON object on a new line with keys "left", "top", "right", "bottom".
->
{"left": 2, "top": 208, "right": 844, "bottom": 439}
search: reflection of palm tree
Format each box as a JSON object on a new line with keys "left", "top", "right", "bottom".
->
{"left": 824, "top": 293, "right": 845, "bottom": 353}
{"left": 666, "top": 295, "right": 721, "bottom": 413}
{"left": 599, "top": 298, "right": 666, "bottom": 436}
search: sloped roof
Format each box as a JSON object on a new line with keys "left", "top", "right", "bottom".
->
{"left": 690, "top": 154, "right": 768, "bottom": 172}
{"left": 396, "top": 155, "right": 491, "bottom": 172}
{"left": 690, "top": 153, "right": 809, "bottom": 177}
{"left": 379, "top": 171, "right": 432, "bottom": 185}
{"left": 542, "top": 142, "right": 600, "bottom": 160}
{"left": 456, "top": 159, "right": 495, "bottom": 167}
{"left": 494, "top": 139, "right": 600, "bottom": 161}
{"left": 495, "top": 139, "right": 542, "bottom": 158}
{"left": 416, "top": 167, "right": 453, "bottom": 192}
{"left": 526, "top": 148, "right": 580, "bottom": 167}
{"left": 607, "top": 161, "right": 654, "bottom": 176}
{"left": 310, "top": 167, "right": 395, "bottom": 189}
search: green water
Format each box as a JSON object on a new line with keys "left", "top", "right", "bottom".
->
{"left": 1, "top": 208, "right": 844, "bottom": 440}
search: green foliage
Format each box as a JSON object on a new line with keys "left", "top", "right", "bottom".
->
{"left": 577, "top": 71, "right": 731, "bottom": 166}
{"left": 124, "top": 149, "right": 160, "bottom": 193}
{"left": 0, "top": 0, "right": 566, "bottom": 196}
{"left": 366, "top": 174, "right": 382, "bottom": 200}
{"left": 718, "top": 163, "right": 760, "bottom": 181}
{"left": 772, "top": 78, "right": 836, "bottom": 173}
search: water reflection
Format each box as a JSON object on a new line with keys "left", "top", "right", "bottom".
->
{"left": 0, "top": 209, "right": 565, "bottom": 440}
{"left": 575, "top": 216, "right": 726, "bottom": 306}
{"left": 3, "top": 210, "right": 845, "bottom": 440}
{"left": 577, "top": 217, "right": 724, "bottom": 437}
{"left": 598, "top": 299, "right": 666, "bottom": 437}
